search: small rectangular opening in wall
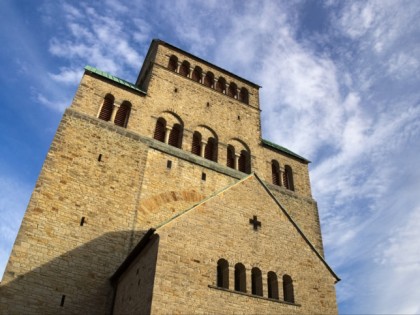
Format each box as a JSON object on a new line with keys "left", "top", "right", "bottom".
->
{"left": 60, "top": 295, "right": 66, "bottom": 307}
{"left": 167, "top": 160, "right": 172, "bottom": 169}
{"left": 80, "top": 217, "right": 85, "bottom": 226}
{"left": 202, "top": 172, "right": 206, "bottom": 181}
{"left": 98, "top": 154, "right": 102, "bottom": 162}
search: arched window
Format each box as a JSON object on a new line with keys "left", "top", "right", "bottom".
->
{"left": 98, "top": 94, "right": 114, "bottom": 121}
{"left": 234, "top": 263, "right": 246, "bottom": 293}
{"left": 217, "top": 259, "right": 229, "bottom": 289}
{"left": 114, "top": 101, "right": 131, "bottom": 128}
{"left": 283, "top": 275, "right": 295, "bottom": 303}
{"left": 192, "top": 66, "right": 202, "bottom": 83}
{"left": 203, "top": 72, "right": 214, "bottom": 88}
{"left": 205, "top": 137, "right": 217, "bottom": 162}
{"left": 283, "top": 165, "right": 294, "bottom": 191}
{"left": 238, "top": 150, "right": 250, "bottom": 174}
{"left": 216, "top": 77, "right": 226, "bottom": 94}
{"left": 239, "top": 88, "right": 249, "bottom": 104}
{"left": 154, "top": 118, "right": 166, "bottom": 142}
{"left": 192, "top": 131, "right": 201, "bottom": 156}
{"left": 228, "top": 82, "right": 237, "bottom": 99}
{"left": 179, "top": 61, "right": 190, "bottom": 77}
{"left": 271, "top": 160, "right": 280, "bottom": 186}
{"left": 251, "top": 267, "right": 263, "bottom": 296}
{"left": 168, "top": 55, "right": 178, "bottom": 72}
{"left": 168, "top": 123, "right": 183, "bottom": 148}
{"left": 267, "top": 272, "right": 279, "bottom": 300}
{"left": 227, "top": 145, "right": 235, "bottom": 169}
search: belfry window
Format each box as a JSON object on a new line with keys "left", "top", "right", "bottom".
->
{"left": 192, "top": 66, "right": 202, "bottom": 83}
{"left": 205, "top": 137, "right": 217, "bottom": 162}
{"left": 168, "top": 55, "right": 178, "bottom": 72}
{"left": 228, "top": 82, "right": 237, "bottom": 99}
{"left": 216, "top": 77, "right": 226, "bottom": 94}
{"left": 283, "top": 274, "right": 295, "bottom": 303}
{"left": 271, "top": 160, "right": 280, "bottom": 186}
{"left": 238, "top": 150, "right": 250, "bottom": 174}
{"left": 204, "top": 72, "right": 214, "bottom": 88}
{"left": 191, "top": 132, "right": 201, "bottom": 156}
{"left": 227, "top": 145, "right": 235, "bottom": 169}
{"left": 98, "top": 94, "right": 114, "bottom": 121}
{"left": 234, "top": 263, "right": 246, "bottom": 293}
{"left": 154, "top": 118, "right": 166, "bottom": 142}
{"left": 168, "top": 123, "right": 183, "bottom": 148}
{"left": 283, "top": 165, "right": 294, "bottom": 191}
{"left": 114, "top": 101, "right": 131, "bottom": 128}
{"left": 267, "top": 272, "right": 279, "bottom": 299}
{"left": 179, "top": 61, "right": 190, "bottom": 77}
{"left": 239, "top": 88, "right": 249, "bottom": 104}
{"left": 217, "top": 259, "right": 229, "bottom": 289}
{"left": 251, "top": 267, "right": 263, "bottom": 296}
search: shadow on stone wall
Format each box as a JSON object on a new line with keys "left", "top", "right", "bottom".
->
{"left": 0, "top": 229, "right": 158, "bottom": 315}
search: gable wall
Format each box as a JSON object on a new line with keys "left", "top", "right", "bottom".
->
{"left": 148, "top": 176, "right": 337, "bottom": 314}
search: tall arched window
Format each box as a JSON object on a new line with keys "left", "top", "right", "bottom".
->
{"left": 192, "top": 131, "right": 201, "bottom": 156}
{"left": 192, "top": 66, "right": 202, "bottom": 83}
{"left": 234, "top": 263, "right": 246, "bottom": 293}
{"left": 179, "top": 61, "right": 190, "bottom": 77}
{"left": 283, "top": 275, "right": 295, "bottom": 303}
{"left": 227, "top": 145, "right": 235, "bottom": 169}
{"left": 271, "top": 160, "right": 280, "bottom": 186}
{"left": 251, "top": 267, "right": 263, "bottom": 296}
{"left": 168, "top": 123, "right": 183, "bottom": 148}
{"left": 267, "top": 272, "right": 279, "bottom": 300}
{"left": 168, "top": 55, "right": 178, "bottom": 72}
{"left": 228, "top": 82, "right": 237, "bottom": 98}
{"left": 205, "top": 137, "right": 217, "bottom": 162}
{"left": 239, "top": 88, "right": 249, "bottom": 104}
{"left": 114, "top": 101, "right": 131, "bottom": 128}
{"left": 216, "top": 77, "right": 226, "bottom": 94}
{"left": 217, "top": 259, "right": 229, "bottom": 289}
{"left": 98, "top": 94, "right": 114, "bottom": 121}
{"left": 204, "top": 72, "right": 214, "bottom": 88}
{"left": 238, "top": 150, "right": 250, "bottom": 174}
{"left": 283, "top": 165, "right": 294, "bottom": 191}
{"left": 154, "top": 118, "right": 166, "bottom": 142}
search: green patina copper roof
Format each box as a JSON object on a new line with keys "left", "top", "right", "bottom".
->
{"left": 262, "top": 139, "right": 310, "bottom": 163}
{"left": 84, "top": 65, "right": 146, "bottom": 94}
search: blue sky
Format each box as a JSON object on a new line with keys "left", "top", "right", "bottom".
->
{"left": 1, "top": 0, "right": 419, "bottom": 313}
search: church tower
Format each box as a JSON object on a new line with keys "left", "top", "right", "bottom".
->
{"left": 0, "top": 39, "right": 338, "bottom": 314}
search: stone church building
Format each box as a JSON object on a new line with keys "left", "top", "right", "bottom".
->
{"left": 0, "top": 39, "right": 339, "bottom": 314}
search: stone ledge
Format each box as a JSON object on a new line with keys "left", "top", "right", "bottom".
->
{"left": 208, "top": 285, "right": 301, "bottom": 307}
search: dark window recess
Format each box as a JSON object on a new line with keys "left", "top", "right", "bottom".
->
{"left": 167, "top": 160, "right": 172, "bottom": 169}
{"left": 114, "top": 102, "right": 131, "bottom": 127}
{"left": 60, "top": 295, "right": 66, "bottom": 307}
{"left": 191, "top": 132, "right": 201, "bottom": 156}
{"left": 205, "top": 138, "right": 216, "bottom": 162}
{"left": 234, "top": 263, "right": 246, "bottom": 293}
{"left": 174, "top": 88, "right": 178, "bottom": 93}
{"left": 271, "top": 161, "right": 280, "bottom": 186}
{"left": 283, "top": 275, "right": 295, "bottom": 303}
{"left": 168, "top": 55, "right": 178, "bottom": 72}
{"left": 267, "top": 272, "right": 279, "bottom": 300}
{"left": 227, "top": 146, "right": 235, "bottom": 169}
{"left": 202, "top": 173, "right": 206, "bottom": 181}
{"left": 98, "top": 94, "right": 114, "bottom": 121}
{"left": 98, "top": 154, "right": 102, "bottom": 162}
{"left": 217, "top": 259, "right": 229, "bottom": 289}
{"left": 168, "top": 124, "right": 182, "bottom": 148}
{"left": 80, "top": 217, "right": 85, "bottom": 226}
{"left": 154, "top": 118, "right": 166, "bottom": 142}
{"left": 251, "top": 268, "right": 263, "bottom": 296}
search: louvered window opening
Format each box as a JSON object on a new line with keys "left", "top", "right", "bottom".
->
{"left": 99, "top": 96, "right": 114, "bottom": 121}
{"left": 169, "top": 124, "right": 182, "bottom": 148}
{"left": 205, "top": 138, "right": 215, "bottom": 161}
{"left": 192, "top": 132, "right": 201, "bottom": 156}
{"left": 227, "top": 147, "right": 235, "bottom": 169}
{"left": 154, "top": 119, "right": 166, "bottom": 142}
{"left": 114, "top": 103, "right": 130, "bottom": 127}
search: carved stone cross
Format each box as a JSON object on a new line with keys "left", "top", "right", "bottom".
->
{"left": 249, "top": 215, "right": 261, "bottom": 231}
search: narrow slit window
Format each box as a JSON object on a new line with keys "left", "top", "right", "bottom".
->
{"left": 60, "top": 295, "right": 66, "bottom": 307}
{"left": 167, "top": 160, "right": 172, "bottom": 169}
